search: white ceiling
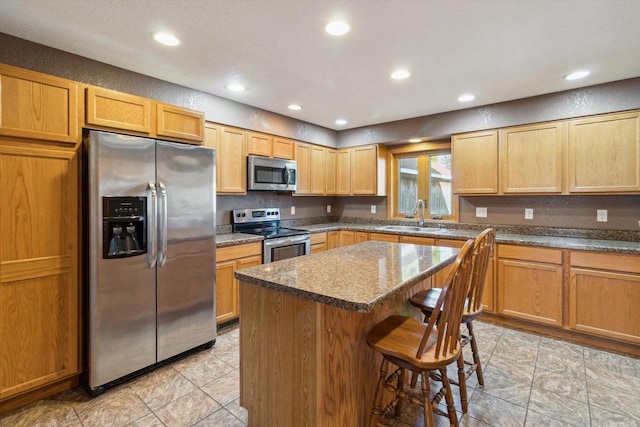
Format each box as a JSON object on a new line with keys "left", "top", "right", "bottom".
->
{"left": 1, "top": 0, "right": 640, "bottom": 131}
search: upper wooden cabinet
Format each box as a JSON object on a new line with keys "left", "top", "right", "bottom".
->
{"left": 325, "top": 148, "right": 337, "bottom": 195}
{"left": 499, "top": 122, "right": 567, "bottom": 193}
{"left": 295, "top": 142, "right": 327, "bottom": 195}
{"left": 336, "top": 148, "right": 351, "bottom": 195}
{"left": 206, "top": 122, "right": 247, "bottom": 194}
{"left": 0, "top": 64, "right": 79, "bottom": 143}
{"left": 568, "top": 111, "right": 640, "bottom": 193}
{"left": 273, "top": 137, "right": 295, "bottom": 160}
{"left": 246, "top": 131, "right": 273, "bottom": 157}
{"left": 351, "top": 145, "right": 387, "bottom": 195}
{"left": 85, "top": 86, "right": 204, "bottom": 144}
{"left": 452, "top": 130, "right": 498, "bottom": 194}
{"left": 155, "top": 103, "right": 204, "bottom": 144}
{"left": 85, "top": 86, "right": 152, "bottom": 134}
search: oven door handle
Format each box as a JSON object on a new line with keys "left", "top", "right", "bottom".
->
{"left": 263, "top": 234, "right": 310, "bottom": 248}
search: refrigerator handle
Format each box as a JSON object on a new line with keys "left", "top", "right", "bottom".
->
{"left": 158, "top": 181, "right": 168, "bottom": 267}
{"left": 148, "top": 181, "right": 158, "bottom": 268}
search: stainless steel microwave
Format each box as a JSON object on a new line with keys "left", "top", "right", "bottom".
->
{"left": 247, "top": 155, "right": 297, "bottom": 191}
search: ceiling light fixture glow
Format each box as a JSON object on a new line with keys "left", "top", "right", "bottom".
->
{"left": 391, "top": 70, "right": 410, "bottom": 80}
{"left": 457, "top": 94, "right": 475, "bottom": 102}
{"left": 325, "top": 21, "right": 350, "bottom": 36}
{"left": 335, "top": 119, "right": 347, "bottom": 125}
{"left": 288, "top": 104, "right": 302, "bottom": 111}
{"left": 153, "top": 32, "right": 180, "bottom": 46}
{"left": 225, "top": 83, "right": 246, "bottom": 92}
{"left": 564, "top": 70, "right": 590, "bottom": 81}
{"left": 409, "top": 138, "right": 421, "bottom": 143}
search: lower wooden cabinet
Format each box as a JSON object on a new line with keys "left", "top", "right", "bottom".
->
{"left": 0, "top": 141, "right": 79, "bottom": 402}
{"left": 369, "top": 232, "right": 399, "bottom": 243}
{"left": 569, "top": 251, "right": 640, "bottom": 344}
{"left": 497, "top": 245, "right": 563, "bottom": 326}
{"left": 310, "top": 232, "right": 327, "bottom": 253}
{"left": 327, "top": 231, "right": 339, "bottom": 249}
{"left": 355, "top": 231, "right": 369, "bottom": 243}
{"left": 215, "top": 242, "right": 261, "bottom": 323}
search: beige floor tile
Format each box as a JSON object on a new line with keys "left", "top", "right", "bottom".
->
{"left": 153, "top": 389, "right": 220, "bottom": 427}
{"left": 466, "top": 390, "right": 527, "bottom": 427}
{"left": 589, "top": 405, "right": 640, "bottom": 426}
{"left": 178, "top": 355, "right": 235, "bottom": 387}
{"left": 532, "top": 369, "right": 587, "bottom": 403}
{"left": 225, "top": 398, "right": 248, "bottom": 424}
{"left": 200, "top": 369, "right": 240, "bottom": 405}
{"left": 527, "top": 388, "right": 590, "bottom": 426}
{"left": 583, "top": 347, "right": 638, "bottom": 378}
{"left": 0, "top": 400, "right": 82, "bottom": 427}
{"left": 194, "top": 407, "right": 246, "bottom": 426}
{"left": 588, "top": 382, "right": 640, "bottom": 421}
{"left": 474, "top": 368, "right": 531, "bottom": 407}
{"left": 74, "top": 386, "right": 150, "bottom": 427}
{"left": 585, "top": 363, "right": 640, "bottom": 395}
{"left": 484, "top": 352, "right": 535, "bottom": 383}
{"left": 128, "top": 365, "right": 197, "bottom": 410}
{"left": 525, "top": 409, "right": 574, "bottom": 426}
{"left": 498, "top": 329, "right": 541, "bottom": 350}
{"left": 538, "top": 337, "right": 584, "bottom": 359}
{"left": 128, "top": 413, "right": 165, "bottom": 427}
{"left": 535, "top": 349, "right": 585, "bottom": 380}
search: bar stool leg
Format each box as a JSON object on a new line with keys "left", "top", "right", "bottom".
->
{"left": 467, "top": 321, "right": 484, "bottom": 386}
{"left": 420, "top": 370, "right": 435, "bottom": 427}
{"left": 370, "top": 358, "right": 389, "bottom": 427}
{"left": 457, "top": 354, "right": 468, "bottom": 413}
{"left": 440, "top": 367, "right": 460, "bottom": 426}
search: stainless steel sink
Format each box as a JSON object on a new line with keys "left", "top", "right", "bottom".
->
{"left": 375, "top": 225, "right": 440, "bottom": 232}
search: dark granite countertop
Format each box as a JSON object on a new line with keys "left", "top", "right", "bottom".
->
{"left": 235, "top": 240, "right": 459, "bottom": 312}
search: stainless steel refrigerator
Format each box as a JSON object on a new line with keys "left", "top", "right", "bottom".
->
{"left": 85, "top": 130, "right": 216, "bottom": 394}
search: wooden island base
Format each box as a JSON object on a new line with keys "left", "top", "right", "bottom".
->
{"left": 239, "top": 279, "right": 429, "bottom": 427}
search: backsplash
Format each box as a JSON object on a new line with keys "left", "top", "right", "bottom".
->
{"left": 460, "top": 195, "right": 640, "bottom": 231}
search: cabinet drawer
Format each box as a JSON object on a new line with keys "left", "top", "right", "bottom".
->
{"left": 400, "top": 236, "right": 436, "bottom": 246}
{"left": 571, "top": 251, "right": 640, "bottom": 274}
{"left": 498, "top": 244, "right": 562, "bottom": 264}
{"left": 369, "top": 233, "right": 399, "bottom": 243}
{"left": 310, "top": 232, "right": 327, "bottom": 245}
{"left": 217, "top": 242, "right": 262, "bottom": 262}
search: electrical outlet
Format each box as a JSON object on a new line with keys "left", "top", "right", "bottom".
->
{"left": 596, "top": 209, "right": 607, "bottom": 222}
{"left": 475, "top": 207, "right": 487, "bottom": 218}
{"left": 290, "top": 206, "right": 295, "bottom": 215}
{"left": 525, "top": 208, "right": 533, "bottom": 220}
{"left": 327, "top": 204, "right": 332, "bottom": 214}
{"left": 370, "top": 205, "right": 377, "bottom": 214}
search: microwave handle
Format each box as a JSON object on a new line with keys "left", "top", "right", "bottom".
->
{"left": 284, "top": 165, "right": 291, "bottom": 189}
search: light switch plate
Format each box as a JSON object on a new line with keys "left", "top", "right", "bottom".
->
{"left": 525, "top": 208, "right": 533, "bottom": 220}
{"left": 370, "top": 205, "right": 377, "bottom": 214}
{"left": 291, "top": 206, "right": 296, "bottom": 215}
{"left": 597, "top": 209, "right": 607, "bottom": 222}
{"left": 327, "top": 204, "right": 331, "bottom": 214}
{"left": 475, "top": 207, "right": 487, "bottom": 218}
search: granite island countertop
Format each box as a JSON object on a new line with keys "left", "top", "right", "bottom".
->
{"left": 234, "top": 240, "right": 459, "bottom": 312}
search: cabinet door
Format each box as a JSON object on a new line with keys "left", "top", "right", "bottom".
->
{"left": 336, "top": 148, "right": 351, "bottom": 195}
{"left": 273, "top": 137, "right": 295, "bottom": 160}
{"left": 327, "top": 231, "right": 339, "bottom": 249}
{"left": 0, "top": 144, "right": 79, "bottom": 399}
{"left": 325, "top": 148, "right": 337, "bottom": 195}
{"left": 499, "top": 122, "right": 566, "bottom": 193}
{"left": 247, "top": 132, "right": 273, "bottom": 157}
{"left": 236, "top": 255, "right": 261, "bottom": 318}
{"left": 156, "top": 103, "right": 204, "bottom": 144}
{"left": 217, "top": 126, "right": 247, "bottom": 194}
{"left": 498, "top": 259, "right": 563, "bottom": 326}
{"left": 0, "top": 64, "right": 79, "bottom": 143}
{"left": 339, "top": 230, "right": 355, "bottom": 247}
{"left": 310, "top": 145, "right": 325, "bottom": 194}
{"left": 568, "top": 111, "right": 640, "bottom": 192}
{"left": 295, "top": 142, "right": 311, "bottom": 194}
{"left": 85, "top": 86, "right": 151, "bottom": 134}
{"left": 351, "top": 145, "right": 378, "bottom": 195}
{"left": 569, "top": 268, "right": 640, "bottom": 344}
{"left": 215, "top": 260, "right": 238, "bottom": 323}
{"left": 355, "top": 232, "right": 369, "bottom": 243}
{"left": 452, "top": 130, "right": 498, "bottom": 194}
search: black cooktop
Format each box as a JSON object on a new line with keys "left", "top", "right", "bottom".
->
{"left": 241, "top": 227, "right": 309, "bottom": 239}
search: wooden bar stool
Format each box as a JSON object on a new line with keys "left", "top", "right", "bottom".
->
{"left": 409, "top": 228, "right": 496, "bottom": 413}
{"left": 366, "top": 239, "right": 475, "bottom": 427}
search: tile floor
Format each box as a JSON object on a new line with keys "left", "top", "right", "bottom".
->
{"left": 1, "top": 321, "right": 639, "bottom": 427}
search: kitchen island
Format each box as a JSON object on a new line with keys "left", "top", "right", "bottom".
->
{"left": 235, "top": 240, "right": 459, "bottom": 427}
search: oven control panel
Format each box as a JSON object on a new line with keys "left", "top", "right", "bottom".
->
{"left": 232, "top": 207, "right": 280, "bottom": 224}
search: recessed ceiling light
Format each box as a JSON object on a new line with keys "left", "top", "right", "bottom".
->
{"left": 458, "top": 94, "right": 475, "bottom": 102}
{"left": 153, "top": 32, "right": 180, "bottom": 46}
{"left": 288, "top": 104, "right": 302, "bottom": 111}
{"left": 564, "top": 70, "right": 590, "bottom": 81}
{"left": 225, "top": 83, "right": 246, "bottom": 92}
{"left": 391, "top": 70, "right": 410, "bottom": 80}
{"left": 335, "top": 119, "right": 347, "bottom": 125}
{"left": 325, "top": 21, "right": 350, "bottom": 36}
{"left": 409, "top": 138, "right": 421, "bottom": 143}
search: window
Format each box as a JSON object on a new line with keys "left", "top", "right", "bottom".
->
{"left": 391, "top": 144, "right": 453, "bottom": 220}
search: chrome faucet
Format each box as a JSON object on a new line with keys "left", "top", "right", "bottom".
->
{"left": 416, "top": 199, "right": 425, "bottom": 227}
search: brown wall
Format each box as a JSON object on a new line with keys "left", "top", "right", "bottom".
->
{"left": 459, "top": 195, "right": 640, "bottom": 231}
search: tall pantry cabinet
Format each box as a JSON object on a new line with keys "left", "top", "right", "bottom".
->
{"left": 0, "top": 64, "right": 80, "bottom": 410}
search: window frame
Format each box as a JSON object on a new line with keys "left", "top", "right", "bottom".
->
{"left": 387, "top": 142, "right": 456, "bottom": 221}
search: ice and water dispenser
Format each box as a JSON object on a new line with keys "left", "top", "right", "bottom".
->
{"left": 102, "top": 197, "right": 147, "bottom": 258}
